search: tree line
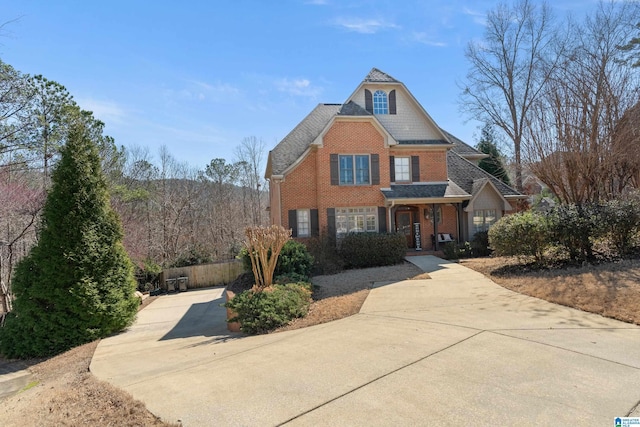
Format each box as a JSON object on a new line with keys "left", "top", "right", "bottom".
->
{"left": 0, "top": 59, "right": 267, "bottom": 311}
{"left": 461, "top": 0, "right": 640, "bottom": 204}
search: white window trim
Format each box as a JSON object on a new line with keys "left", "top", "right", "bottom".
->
{"left": 297, "top": 209, "right": 311, "bottom": 237}
{"left": 339, "top": 154, "right": 371, "bottom": 186}
{"left": 336, "top": 206, "right": 378, "bottom": 236}
{"left": 394, "top": 156, "right": 411, "bottom": 183}
{"left": 373, "top": 90, "right": 388, "bottom": 115}
{"left": 473, "top": 209, "right": 497, "bottom": 233}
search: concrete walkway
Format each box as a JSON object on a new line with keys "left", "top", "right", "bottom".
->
{"left": 91, "top": 256, "right": 640, "bottom": 426}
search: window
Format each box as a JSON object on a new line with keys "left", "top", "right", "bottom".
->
{"left": 336, "top": 207, "right": 378, "bottom": 236}
{"left": 339, "top": 155, "right": 370, "bottom": 185}
{"left": 473, "top": 209, "right": 497, "bottom": 233}
{"left": 394, "top": 157, "right": 410, "bottom": 182}
{"left": 297, "top": 209, "right": 310, "bottom": 237}
{"left": 373, "top": 90, "right": 388, "bottom": 114}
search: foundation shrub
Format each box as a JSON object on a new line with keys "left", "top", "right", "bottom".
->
{"left": 239, "top": 240, "right": 314, "bottom": 281}
{"left": 470, "top": 231, "right": 491, "bottom": 257}
{"left": 489, "top": 211, "right": 550, "bottom": 263}
{"left": 225, "top": 283, "right": 312, "bottom": 334}
{"left": 339, "top": 232, "right": 407, "bottom": 269}
{"left": 305, "top": 233, "right": 344, "bottom": 275}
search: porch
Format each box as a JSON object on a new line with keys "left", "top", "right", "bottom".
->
{"left": 389, "top": 203, "right": 467, "bottom": 252}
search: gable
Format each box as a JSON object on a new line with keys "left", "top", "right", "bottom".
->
{"left": 348, "top": 85, "right": 444, "bottom": 141}
{"left": 465, "top": 179, "right": 512, "bottom": 212}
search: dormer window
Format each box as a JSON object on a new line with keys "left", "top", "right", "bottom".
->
{"left": 364, "top": 89, "right": 397, "bottom": 115}
{"left": 373, "top": 90, "right": 388, "bottom": 114}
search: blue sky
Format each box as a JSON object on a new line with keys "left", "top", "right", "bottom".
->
{"left": 1, "top": 0, "right": 594, "bottom": 170}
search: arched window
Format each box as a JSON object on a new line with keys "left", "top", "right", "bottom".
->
{"left": 373, "top": 90, "right": 388, "bottom": 114}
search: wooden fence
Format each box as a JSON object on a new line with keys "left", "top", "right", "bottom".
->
{"left": 159, "top": 260, "right": 246, "bottom": 290}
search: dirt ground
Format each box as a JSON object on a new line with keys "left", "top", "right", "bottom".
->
{"left": 0, "top": 296, "right": 179, "bottom": 427}
{"left": 461, "top": 257, "right": 640, "bottom": 325}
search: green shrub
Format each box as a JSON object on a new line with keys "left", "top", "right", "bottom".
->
{"left": 489, "top": 211, "right": 550, "bottom": 263}
{"left": 470, "top": 231, "right": 491, "bottom": 257}
{"left": 305, "top": 232, "right": 344, "bottom": 275}
{"left": 600, "top": 198, "right": 640, "bottom": 257}
{"left": 274, "top": 272, "right": 310, "bottom": 285}
{"left": 442, "top": 241, "right": 459, "bottom": 260}
{"left": 547, "top": 204, "right": 603, "bottom": 263}
{"left": 276, "top": 240, "right": 314, "bottom": 278}
{"left": 225, "top": 283, "right": 312, "bottom": 334}
{"left": 239, "top": 240, "right": 314, "bottom": 281}
{"left": 442, "top": 241, "right": 473, "bottom": 260}
{"left": 339, "top": 232, "right": 407, "bottom": 269}
{"left": 134, "top": 259, "right": 162, "bottom": 291}
{"left": 169, "top": 245, "right": 212, "bottom": 268}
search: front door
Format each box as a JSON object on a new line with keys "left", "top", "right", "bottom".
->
{"left": 395, "top": 210, "right": 414, "bottom": 248}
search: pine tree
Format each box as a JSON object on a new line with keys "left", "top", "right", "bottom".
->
{"left": 476, "top": 124, "right": 512, "bottom": 186}
{"left": 0, "top": 117, "right": 138, "bottom": 358}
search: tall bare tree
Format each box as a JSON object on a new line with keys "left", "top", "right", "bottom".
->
{"left": 235, "top": 136, "right": 266, "bottom": 226}
{"left": 460, "top": 0, "right": 561, "bottom": 191}
{"left": 525, "top": 1, "right": 640, "bottom": 204}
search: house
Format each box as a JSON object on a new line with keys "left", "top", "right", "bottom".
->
{"left": 265, "top": 68, "right": 525, "bottom": 250}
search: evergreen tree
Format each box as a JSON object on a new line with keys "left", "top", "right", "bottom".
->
{"left": 476, "top": 124, "right": 512, "bottom": 186}
{"left": 0, "top": 116, "right": 138, "bottom": 358}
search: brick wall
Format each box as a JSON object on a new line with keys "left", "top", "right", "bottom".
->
{"left": 388, "top": 149, "right": 448, "bottom": 182}
{"left": 277, "top": 117, "right": 451, "bottom": 234}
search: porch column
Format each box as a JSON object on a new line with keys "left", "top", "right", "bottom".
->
{"left": 432, "top": 203, "right": 438, "bottom": 251}
{"left": 456, "top": 203, "right": 463, "bottom": 243}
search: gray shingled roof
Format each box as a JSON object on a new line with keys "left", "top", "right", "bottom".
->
{"left": 381, "top": 182, "right": 469, "bottom": 200}
{"left": 398, "top": 139, "right": 450, "bottom": 145}
{"left": 364, "top": 68, "right": 399, "bottom": 83}
{"left": 441, "top": 129, "right": 486, "bottom": 158}
{"left": 339, "top": 100, "right": 371, "bottom": 116}
{"left": 269, "top": 104, "right": 340, "bottom": 175}
{"left": 447, "top": 151, "right": 521, "bottom": 197}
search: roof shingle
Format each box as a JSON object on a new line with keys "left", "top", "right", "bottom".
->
{"left": 364, "top": 68, "right": 399, "bottom": 83}
{"left": 447, "top": 151, "right": 521, "bottom": 197}
{"left": 269, "top": 104, "right": 340, "bottom": 175}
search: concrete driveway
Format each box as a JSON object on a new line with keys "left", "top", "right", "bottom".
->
{"left": 90, "top": 256, "right": 640, "bottom": 426}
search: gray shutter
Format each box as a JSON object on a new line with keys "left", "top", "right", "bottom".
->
{"left": 327, "top": 208, "right": 336, "bottom": 240}
{"left": 364, "top": 89, "right": 373, "bottom": 113}
{"left": 411, "top": 156, "right": 420, "bottom": 182}
{"left": 311, "top": 209, "right": 319, "bottom": 237}
{"left": 389, "top": 90, "right": 396, "bottom": 115}
{"left": 371, "top": 154, "right": 379, "bottom": 185}
{"left": 288, "top": 210, "right": 298, "bottom": 237}
{"left": 330, "top": 154, "right": 339, "bottom": 185}
{"left": 389, "top": 156, "right": 395, "bottom": 182}
{"left": 378, "top": 207, "right": 387, "bottom": 233}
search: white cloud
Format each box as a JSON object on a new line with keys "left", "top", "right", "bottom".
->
{"left": 463, "top": 7, "right": 486, "bottom": 26}
{"left": 332, "top": 17, "right": 400, "bottom": 34}
{"left": 76, "top": 98, "right": 127, "bottom": 125}
{"left": 275, "top": 78, "right": 322, "bottom": 97}
{"left": 412, "top": 32, "right": 447, "bottom": 47}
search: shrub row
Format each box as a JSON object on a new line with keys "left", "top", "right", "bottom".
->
{"left": 489, "top": 197, "right": 640, "bottom": 264}
{"left": 225, "top": 283, "right": 312, "bottom": 334}
{"left": 339, "top": 232, "right": 407, "bottom": 269}
{"left": 239, "top": 240, "right": 315, "bottom": 281}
